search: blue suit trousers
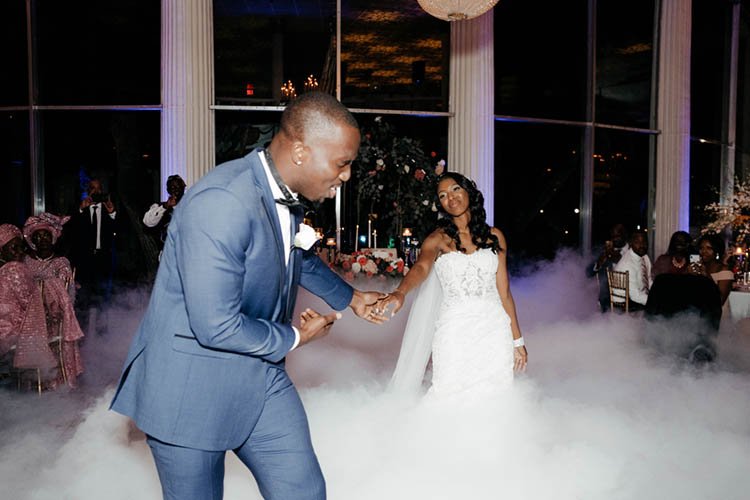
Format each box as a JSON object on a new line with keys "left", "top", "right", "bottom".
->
{"left": 147, "top": 368, "right": 325, "bottom": 500}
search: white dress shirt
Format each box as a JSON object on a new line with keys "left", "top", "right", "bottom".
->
{"left": 258, "top": 150, "right": 301, "bottom": 350}
{"left": 613, "top": 248, "right": 652, "bottom": 306}
{"left": 79, "top": 203, "right": 116, "bottom": 250}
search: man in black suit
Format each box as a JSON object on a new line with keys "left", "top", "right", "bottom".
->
{"left": 72, "top": 178, "right": 117, "bottom": 334}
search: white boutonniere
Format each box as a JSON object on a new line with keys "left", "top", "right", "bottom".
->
{"left": 293, "top": 223, "right": 319, "bottom": 251}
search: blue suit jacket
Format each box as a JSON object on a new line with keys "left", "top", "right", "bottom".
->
{"left": 110, "top": 150, "right": 353, "bottom": 451}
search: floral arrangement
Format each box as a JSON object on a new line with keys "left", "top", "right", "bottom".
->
{"left": 701, "top": 179, "right": 750, "bottom": 244}
{"left": 332, "top": 249, "right": 408, "bottom": 281}
{"left": 353, "top": 117, "right": 446, "bottom": 243}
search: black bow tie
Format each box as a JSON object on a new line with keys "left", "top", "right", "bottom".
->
{"left": 263, "top": 149, "right": 304, "bottom": 209}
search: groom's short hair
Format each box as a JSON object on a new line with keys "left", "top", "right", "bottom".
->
{"left": 280, "top": 92, "right": 358, "bottom": 143}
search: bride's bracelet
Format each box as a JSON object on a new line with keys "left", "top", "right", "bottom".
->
{"left": 513, "top": 337, "right": 525, "bottom": 348}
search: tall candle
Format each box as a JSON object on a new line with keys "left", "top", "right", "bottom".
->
{"left": 368, "top": 218, "right": 372, "bottom": 247}
{"left": 373, "top": 230, "right": 377, "bottom": 249}
{"left": 354, "top": 224, "right": 359, "bottom": 252}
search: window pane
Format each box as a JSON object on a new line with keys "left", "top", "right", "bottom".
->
{"left": 341, "top": 1, "right": 449, "bottom": 111}
{"left": 592, "top": 129, "right": 651, "bottom": 245}
{"left": 737, "top": 6, "right": 750, "bottom": 181}
{"left": 689, "top": 139, "right": 722, "bottom": 234}
{"left": 40, "top": 111, "right": 160, "bottom": 280}
{"left": 596, "top": 0, "right": 655, "bottom": 128}
{"left": 0, "top": 0, "right": 28, "bottom": 106}
{"left": 494, "top": 121, "right": 582, "bottom": 260}
{"left": 494, "top": 0, "right": 587, "bottom": 121}
{"left": 214, "top": 1, "right": 335, "bottom": 104}
{"left": 691, "top": 1, "right": 730, "bottom": 141}
{"left": 36, "top": 0, "right": 160, "bottom": 105}
{"left": 0, "top": 111, "right": 31, "bottom": 226}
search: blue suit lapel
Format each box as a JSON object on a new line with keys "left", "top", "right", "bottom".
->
{"left": 250, "top": 151, "right": 289, "bottom": 321}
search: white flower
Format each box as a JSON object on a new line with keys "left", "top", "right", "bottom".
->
{"left": 437, "top": 159, "right": 446, "bottom": 167}
{"left": 293, "top": 223, "right": 318, "bottom": 251}
{"left": 375, "top": 116, "right": 382, "bottom": 122}
{"left": 352, "top": 262, "right": 361, "bottom": 273}
{"left": 376, "top": 159, "right": 384, "bottom": 166}
{"left": 422, "top": 200, "right": 429, "bottom": 206}
{"left": 431, "top": 202, "right": 438, "bottom": 212}
{"left": 378, "top": 185, "right": 383, "bottom": 190}
{"left": 404, "top": 165, "right": 410, "bottom": 173}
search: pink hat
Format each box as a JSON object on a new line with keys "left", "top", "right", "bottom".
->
{"left": 23, "top": 213, "right": 70, "bottom": 250}
{"left": 0, "top": 224, "right": 22, "bottom": 248}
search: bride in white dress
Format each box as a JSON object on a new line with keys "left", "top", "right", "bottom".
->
{"left": 380, "top": 173, "right": 528, "bottom": 397}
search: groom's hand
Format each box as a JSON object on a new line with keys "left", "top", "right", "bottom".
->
{"left": 349, "top": 290, "right": 389, "bottom": 324}
{"left": 297, "top": 309, "right": 341, "bottom": 347}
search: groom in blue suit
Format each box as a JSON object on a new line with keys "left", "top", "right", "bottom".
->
{"left": 111, "top": 93, "right": 383, "bottom": 499}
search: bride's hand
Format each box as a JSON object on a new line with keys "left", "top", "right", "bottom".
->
{"left": 379, "top": 290, "right": 406, "bottom": 317}
{"left": 513, "top": 346, "right": 528, "bottom": 373}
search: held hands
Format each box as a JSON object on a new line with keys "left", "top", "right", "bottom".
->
{"left": 165, "top": 195, "right": 178, "bottom": 208}
{"left": 350, "top": 290, "right": 389, "bottom": 324}
{"left": 513, "top": 346, "right": 528, "bottom": 373}
{"left": 378, "top": 290, "right": 406, "bottom": 317}
{"left": 298, "top": 308, "right": 342, "bottom": 347}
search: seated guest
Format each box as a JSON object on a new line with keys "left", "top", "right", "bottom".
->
{"left": 0, "top": 224, "right": 59, "bottom": 383}
{"left": 653, "top": 231, "right": 693, "bottom": 277}
{"left": 23, "top": 213, "right": 85, "bottom": 388}
{"left": 691, "top": 233, "right": 733, "bottom": 306}
{"left": 613, "top": 231, "right": 652, "bottom": 311}
{"left": 143, "top": 174, "right": 186, "bottom": 252}
{"left": 587, "top": 223, "right": 629, "bottom": 312}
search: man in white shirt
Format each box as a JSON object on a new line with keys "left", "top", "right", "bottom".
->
{"left": 613, "top": 231, "right": 652, "bottom": 311}
{"left": 588, "top": 223, "right": 629, "bottom": 312}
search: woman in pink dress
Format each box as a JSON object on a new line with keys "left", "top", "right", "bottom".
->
{"left": 0, "top": 224, "right": 59, "bottom": 385}
{"left": 23, "top": 213, "right": 85, "bottom": 388}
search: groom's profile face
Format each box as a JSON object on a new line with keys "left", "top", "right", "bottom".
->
{"left": 298, "top": 121, "right": 360, "bottom": 202}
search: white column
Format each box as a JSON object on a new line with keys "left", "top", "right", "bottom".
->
{"left": 161, "top": 0, "right": 215, "bottom": 198}
{"left": 654, "top": 0, "right": 691, "bottom": 256}
{"left": 448, "top": 11, "right": 495, "bottom": 225}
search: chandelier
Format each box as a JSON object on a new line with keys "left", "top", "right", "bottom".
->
{"left": 417, "top": 0, "right": 499, "bottom": 21}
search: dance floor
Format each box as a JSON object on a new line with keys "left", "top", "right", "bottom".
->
{"left": 2, "top": 251, "right": 749, "bottom": 500}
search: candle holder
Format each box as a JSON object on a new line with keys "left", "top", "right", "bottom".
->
{"left": 326, "top": 237, "right": 336, "bottom": 264}
{"left": 402, "top": 228, "right": 412, "bottom": 261}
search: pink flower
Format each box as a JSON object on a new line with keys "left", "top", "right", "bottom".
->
{"left": 386, "top": 265, "right": 394, "bottom": 272}
{"left": 342, "top": 261, "right": 351, "bottom": 270}
{"left": 414, "top": 169, "right": 426, "bottom": 181}
{"left": 430, "top": 151, "right": 436, "bottom": 157}
{"left": 368, "top": 170, "right": 376, "bottom": 176}
{"left": 393, "top": 202, "right": 398, "bottom": 207}
{"left": 366, "top": 272, "right": 373, "bottom": 278}
{"left": 358, "top": 256, "right": 368, "bottom": 266}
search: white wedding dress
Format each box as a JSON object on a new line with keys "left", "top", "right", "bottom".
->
{"left": 391, "top": 247, "right": 515, "bottom": 398}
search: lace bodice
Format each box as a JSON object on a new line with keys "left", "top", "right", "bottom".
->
{"left": 434, "top": 248, "right": 500, "bottom": 308}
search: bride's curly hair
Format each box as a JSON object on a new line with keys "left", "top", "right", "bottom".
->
{"left": 435, "top": 172, "right": 502, "bottom": 253}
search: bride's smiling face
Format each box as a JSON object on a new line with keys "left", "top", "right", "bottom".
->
{"left": 437, "top": 177, "right": 469, "bottom": 217}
